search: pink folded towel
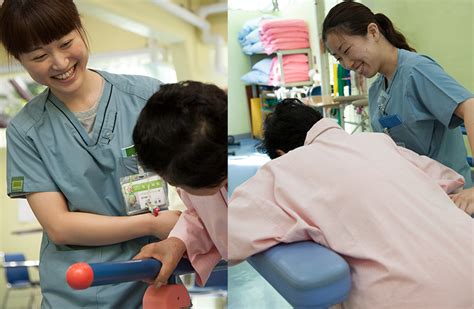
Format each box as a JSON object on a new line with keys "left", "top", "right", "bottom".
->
{"left": 259, "top": 19, "right": 311, "bottom": 54}
{"left": 270, "top": 72, "right": 310, "bottom": 80}
{"left": 269, "top": 38, "right": 308, "bottom": 44}
{"left": 264, "top": 41, "right": 310, "bottom": 54}
{"left": 269, "top": 73, "right": 310, "bottom": 85}
{"left": 268, "top": 54, "right": 310, "bottom": 85}
{"left": 272, "top": 57, "right": 309, "bottom": 69}
{"left": 274, "top": 62, "right": 309, "bottom": 76}
{"left": 278, "top": 73, "right": 309, "bottom": 80}
{"left": 261, "top": 31, "right": 309, "bottom": 43}
{"left": 280, "top": 65, "right": 310, "bottom": 74}
{"left": 269, "top": 55, "right": 309, "bottom": 75}
{"left": 262, "top": 27, "right": 308, "bottom": 36}
{"left": 281, "top": 54, "right": 309, "bottom": 64}
{"left": 261, "top": 19, "right": 307, "bottom": 31}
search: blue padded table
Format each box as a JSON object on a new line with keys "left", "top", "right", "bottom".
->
{"left": 229, "top": 154, "right": 352, "bottom": 308}
{"left": 248, "top": 242, "right": 351, "bottom": 309}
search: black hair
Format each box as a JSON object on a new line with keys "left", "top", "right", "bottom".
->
{"left": 133, "top": 81, "right": 227, "bottom": 189}
{"left": 322, "top": 2, "right": 416, "bottom": 52}
{"left": 0, "top": 0, "right": 88, "bottom": 60}
{"left": 263, "top": 99, "right": 322, "bottom": 159}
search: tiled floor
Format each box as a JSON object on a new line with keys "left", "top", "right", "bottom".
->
{"left": 228, "top": 262, "right": 290, "bottom": 309}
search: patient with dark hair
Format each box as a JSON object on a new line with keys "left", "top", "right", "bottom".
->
{"left": 262, "top": 99, "right": 322, "bottom": 159}
{"left": 133, "top": 81, "right": 227, "bottom": 190}
{"left": 229, "top": 98, "right": 472, "bottom": 308}
{"left": 133, "top": 81, "right": 228, "bottom": 288}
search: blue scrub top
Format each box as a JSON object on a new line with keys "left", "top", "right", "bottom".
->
{"left": 369, "top": 49, "right": 473, "bottom": 188}
{"left": 6, "top": 70, "right": 160, "bottom": 308}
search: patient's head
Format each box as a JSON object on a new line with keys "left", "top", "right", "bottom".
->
{"left": 263, "top": 99, "right": 322, "bottom": 159}
{"left": 133, "top": 81, "right": 227, "bottom": 195}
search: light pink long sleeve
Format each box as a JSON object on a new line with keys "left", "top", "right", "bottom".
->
{"left": 168, "top": 187, "right": 227, "bottom": 286}
{"left": 229, "top": 119, "right": 473, "bottom": 308}
{"left": 396, "top": 146, "right": 465, "bottom": 193}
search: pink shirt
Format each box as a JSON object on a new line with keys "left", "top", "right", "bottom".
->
{"left": 229, "top": 119, "right": 473, "bottom": 308}
{"left": 168, "top": 186, "right": 228, "bottom": 286}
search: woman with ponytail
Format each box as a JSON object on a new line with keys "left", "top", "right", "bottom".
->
{"left": 323, "top": 1, "right": 474, "bottom": 212}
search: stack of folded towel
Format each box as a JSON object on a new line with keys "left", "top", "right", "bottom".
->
{"left": 268, "top": 54, "right": 310, "bottom": 85}
{"left": 239, "top": 17, "right": 311, "bottom": 85}
{"left": 241, "top": 54, "right": 310, "bottom": 86}
{"left": 259, "top": 19, "right": 310, "bottom": 54}
{"left": 241, "top": 57, "right": 272, "bottom": 84}
{"left": 238, "top": 16, "right": 274, "bottom": 55}
{"left": 238, "top": 17, "right": 309, "bottom": 56}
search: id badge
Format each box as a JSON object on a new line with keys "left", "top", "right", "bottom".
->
{"left": 120, "top": 145, "right": 168, "bottom": 215}
{"left": 121, "top": 172, "right": 169, "bottom": 215}
{"left": 379, "top": 114, "right": 402, "bottom": 130}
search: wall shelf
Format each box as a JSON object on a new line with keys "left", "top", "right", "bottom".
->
{"left": 248, "top": 48, "right": 314, "bottom": 88}
{"left": 243, "top": 48, "right": 315, "bottom": 138}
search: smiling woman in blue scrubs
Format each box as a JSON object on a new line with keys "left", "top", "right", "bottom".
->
{"left": 0, "top": 0, "right": 180, "bottom": 307}
{"left": 322, "top": 2, "right": 474, "bottom": 212}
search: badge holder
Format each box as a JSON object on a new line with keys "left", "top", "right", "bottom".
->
{"left": 120, "top": 146, "right": 168, "bottom": 216}
{"left": 378, "top": 114, "right": 402, "bottom": 133}
{"left": 378, "top": 114, "right": 407, "bottom": 147}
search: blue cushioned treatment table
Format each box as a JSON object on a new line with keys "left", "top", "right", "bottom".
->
{"left": 228, "top": 154, "right": 351, "bottom": 309}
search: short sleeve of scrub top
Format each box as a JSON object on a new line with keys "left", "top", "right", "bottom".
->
{"left": 6, "top": 92, "right": 60, "bottom": 197}
{"left": 369, "top": 49, "right": 473, "bottom": 188}
{"left": 406, "top": 55, "right": 472, "bottom": 129}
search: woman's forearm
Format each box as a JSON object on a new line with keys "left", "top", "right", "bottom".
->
{"left": 27, "top": 192, "right": 180, "bottom": 246}
{"left": 51, "top": 212, "right": 155, "bottom": 245}
{"left": 52, "top": 211, "right": 180, "bottom": 246}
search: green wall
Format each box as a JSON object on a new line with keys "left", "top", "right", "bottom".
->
{"left": 362, "top": 0, "right": 473, "bottom": 91}
{"left": 228, "top": 11, "right": 261, "bottom": 136}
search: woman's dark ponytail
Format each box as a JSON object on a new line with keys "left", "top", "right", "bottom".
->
{"left": 374, "top": 13, "right": 416, "bottom": 52}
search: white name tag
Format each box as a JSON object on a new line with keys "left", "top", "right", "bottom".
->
{"left": 120, "top": 172, "right": 168, "bottom": 215}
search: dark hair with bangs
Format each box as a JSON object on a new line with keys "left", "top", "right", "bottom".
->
{"left": 133, "top": 81, "right": 228, "bottom": 189}
{"left": 0, "top": 0, "right": 88, "bottom": 59}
